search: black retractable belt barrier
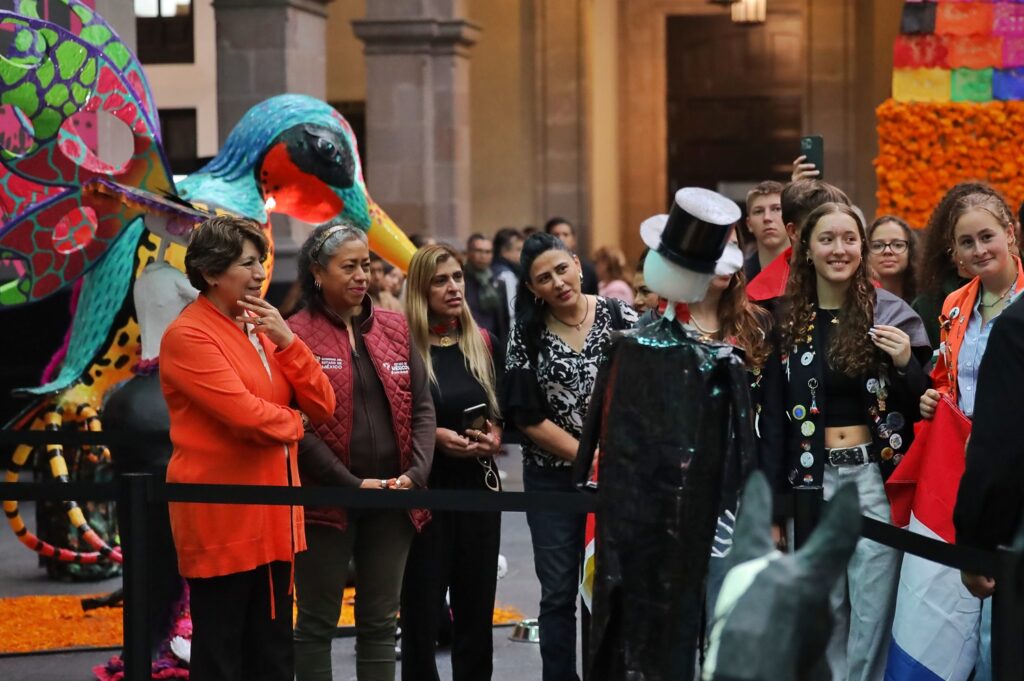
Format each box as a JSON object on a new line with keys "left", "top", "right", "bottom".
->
{"left": 121, "top": 474, "right": 152, "bottom": 681}
{"left": 3, "top": 428, "right": 1024, "bottom": 680}
{"left": 992, "top": 546, "right": 1024, "bottom": 681}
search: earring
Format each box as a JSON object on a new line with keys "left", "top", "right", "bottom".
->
{"left": 315, "top": 280, "right": 322, "bottom": 291}
{"left": 534, "top": 295, "right": 542, "bottom": 304}
{"left": 579, "top": 272, "right": 583, "bottom": 282}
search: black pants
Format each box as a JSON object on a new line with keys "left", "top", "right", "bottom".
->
{"left": 187, "top": 561, "right": 294, "bottom": 681}
{"left": 400, "top": 505, "right": 501, "bottom": 681}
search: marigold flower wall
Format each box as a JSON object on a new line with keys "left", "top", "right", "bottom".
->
{"left": 875, "top": 99, "right": 1024, "bottom": 228}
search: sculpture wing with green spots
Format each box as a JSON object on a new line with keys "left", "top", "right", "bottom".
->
{"left": 0, "top": 8, "right": 173, "bottom": 307}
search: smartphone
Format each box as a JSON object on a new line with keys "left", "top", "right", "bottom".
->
{"left": 800, "top": 135, "right": 824, "bottom": 180}
{"left": 462, "top": 403, "right": 488, "bottom": 432}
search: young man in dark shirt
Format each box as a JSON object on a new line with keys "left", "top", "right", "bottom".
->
{"left": 743, "top": 181, "right": 786, "bottom": 281}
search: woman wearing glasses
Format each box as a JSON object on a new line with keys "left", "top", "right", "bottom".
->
{"left": 399, "top": 244, "right": 504, "bottom": 681}
{"left": 891, "top": 185, "right": 1024, "bottom": 681}
{"left": 867, "top": 215, "right": 918, "bottom": 303}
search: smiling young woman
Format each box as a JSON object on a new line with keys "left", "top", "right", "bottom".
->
{"left": 867, "top": 215, "right": 918, "bottom": 303}
{"left": 760, "top": 202, "right": 930, "bottom": 681}
{"left": 896, "top": 185, "right": 1024, "bottom": 681}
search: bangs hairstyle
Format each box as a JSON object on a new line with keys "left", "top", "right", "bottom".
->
{"left": 782, "top": 202, "right": 878, "bottom": 376}
{"left": 405, "top": 245, "right": 500, "bottom": 417}
{"left": 297, "top": 220, "right": 369, "bottom": 312}
{"left": 185, "top": 216, "right": 268, "bottom": 292}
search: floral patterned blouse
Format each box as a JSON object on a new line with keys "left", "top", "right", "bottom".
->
{"left": 504, "top": 296, "right": 638, "bottom": 468}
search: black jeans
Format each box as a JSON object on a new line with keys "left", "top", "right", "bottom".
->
{"left": 523, "top": 465, "right": 585, "bottom": 681}
{"left": 400, "top": 505, "right": 501, "bottom": 681}
{"left": 187, "top": 561, "right": 294, "bottom": 681}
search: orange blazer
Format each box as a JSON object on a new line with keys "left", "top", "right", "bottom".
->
{"left": 931, "top": 257, "right": 1024, "bottom": 403}
{"left": 160, "top": 295, "right": 335, "bottom": 579}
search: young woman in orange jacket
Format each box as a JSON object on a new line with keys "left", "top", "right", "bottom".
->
{"left": 892, "top": 185, "right": 1023, "bottom": 681}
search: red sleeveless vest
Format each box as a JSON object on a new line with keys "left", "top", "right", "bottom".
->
{"left": 288, "top": 305, "right": 429, "bottom": 531}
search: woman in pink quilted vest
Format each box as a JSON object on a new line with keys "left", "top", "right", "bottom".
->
{"left": 288, "top": 221, "right": 436, "bottom": 681}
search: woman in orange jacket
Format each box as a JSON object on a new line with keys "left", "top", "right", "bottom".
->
{"left": 890, "top": 185, "right": 1023, "bottom": 681}
{"left": 160, "top": 216, "right": 335, "bottom": 681}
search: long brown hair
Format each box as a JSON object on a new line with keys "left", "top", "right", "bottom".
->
{"left": 781, "top": 202, "right": 878, "bottom": 376}
{"left": 717, "top": 270, "right": 773, "bottom": 369}
{"left": 404, "top": 245, "right": 500, "bottom": 416}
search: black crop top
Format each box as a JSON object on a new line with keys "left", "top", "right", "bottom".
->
{"left": 819, "top": 309, "right": 864, "bottom": 428}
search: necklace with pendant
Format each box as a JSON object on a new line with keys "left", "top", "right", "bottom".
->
{"left": 551, "top": 295, "right": 590, "bottom": 331}
{"left": 430, "top": 318, "right": 460, "bottom": 347}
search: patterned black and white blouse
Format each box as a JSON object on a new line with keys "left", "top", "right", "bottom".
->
{"left": 504, "top": 296, "right": 638, "bottom": 468}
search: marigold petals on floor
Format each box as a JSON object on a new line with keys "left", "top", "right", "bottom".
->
{"left": 1, "top": 591, "right": 525, "bottom": 654}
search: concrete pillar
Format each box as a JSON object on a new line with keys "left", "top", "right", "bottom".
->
{"left": 212, "top": 0, "right": 332, "bottom": 281}
{"left": 353, "top": 1, "right": 479, "bottom": 243}
{"left": 529, "top": 0, "right": 591, "bottom": 249}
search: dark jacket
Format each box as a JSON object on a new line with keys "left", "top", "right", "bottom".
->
{"left": 464, "top": 267, "right": 510, "bottom": 343}
{"left": 760, "top": 288, "right": 931, "bottom": 491}
{"left": 954, "top": 295, "right": 1024, "bottom": 549}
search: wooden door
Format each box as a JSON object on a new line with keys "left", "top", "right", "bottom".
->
{"left": 665, "top": 9, "right": 803, "bottom": 200}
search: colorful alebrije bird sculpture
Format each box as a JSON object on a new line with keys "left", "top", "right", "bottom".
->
{"left": 0, "top": 0, "right": 416, "bottom": 565}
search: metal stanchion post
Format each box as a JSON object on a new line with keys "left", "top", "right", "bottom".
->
{"left": 121, "top": 473, "right": 153, "bottom": 681}
{"left": 991, "top": 545, "right": 1024, "bottom": 681}
{"left": 792, "top": 486, "right": 823, "bottom": 550}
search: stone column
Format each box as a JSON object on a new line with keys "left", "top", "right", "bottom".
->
{"left": 529, "top": 0, "right": 591, "bottom": 249}
{"left": 212, "top": 0, "right": 332, "bottom": 280}
{"left": 352, "top": 2, "right": 478, "bottom": 243}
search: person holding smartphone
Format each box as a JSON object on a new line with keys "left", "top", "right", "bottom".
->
{"left": 289, "top": 222, "right": 436, "bottom": 681}
{"left": 399, "top": 244, "right": 504, "bottom": 681}
{"left": 759, "top": 203, "right": 930, "bottom": 681}
{"left": 504, "top": 233, "right": 637, "bottom": 681}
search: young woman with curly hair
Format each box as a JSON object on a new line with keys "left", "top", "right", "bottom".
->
{"left": 868, "top": 214, "right": 919, "bottom": 303}
{"left": 912, "top": 182, "right": 988, "bottom": 348}
{"left": 760, "top": 202, "right": 930, "bottom": 681}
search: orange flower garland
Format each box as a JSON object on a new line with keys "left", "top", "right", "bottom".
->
{"left": 875, "top": 99, "right": 1024, "bottom": 228}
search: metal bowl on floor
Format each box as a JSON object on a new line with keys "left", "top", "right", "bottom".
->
{"left": 509, "top": 618, "right": 540, "bottom": 643}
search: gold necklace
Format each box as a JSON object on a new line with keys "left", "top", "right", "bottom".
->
{"left": 980, "top": 275, "right": 1017, "bottom": 309}
{"left": 438, "top": 332, "right": 459, "bottom": 347}
{"left": 550, "top": 296, "right": 590, "bottom": 331}
{"left": 689, "top": 314, "right": 721, "bottom": 338}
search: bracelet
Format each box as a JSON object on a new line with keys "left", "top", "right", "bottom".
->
{"left": 379, "top": 479, "right": 387, "bottom": 489}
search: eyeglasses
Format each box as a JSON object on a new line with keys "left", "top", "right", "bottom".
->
{"left": 478, "top": 457, "right": 500, "bottom": 492}
{"left": 869, "top": 239, "right": 909, "bottom": 255}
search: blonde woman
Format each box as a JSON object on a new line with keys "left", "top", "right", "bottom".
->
{"left": 400, "top": 244, "right": 504, "bottom": 681}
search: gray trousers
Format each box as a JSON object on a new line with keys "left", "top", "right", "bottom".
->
{"left": 823, "top": 462, "right": 901, "bottom": 681}
{"left": 294, "top": 514, "right": 414, "bottom": 681}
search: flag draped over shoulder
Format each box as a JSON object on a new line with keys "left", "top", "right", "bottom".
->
{"left": 885, "top": 396, "right": 979, "bottom": 681}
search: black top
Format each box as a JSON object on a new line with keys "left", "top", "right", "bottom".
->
{"left": 581, "top": 259, "right": 599, "bottom": 295}
{"left": 954, "top": 295, "right": 1024, "bottom": 549}
{"left": 818, "top": 309, "right": 866, "bottom": 429}
{"left": 743, "top": 251, "right": 762, "bottom": 282}
{"left": 428, "top": 331, "right": 505, "bottom": 489}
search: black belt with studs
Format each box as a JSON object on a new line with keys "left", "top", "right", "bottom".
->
{"left": 826, "top": 444, "right": 878, "bottom": 466}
